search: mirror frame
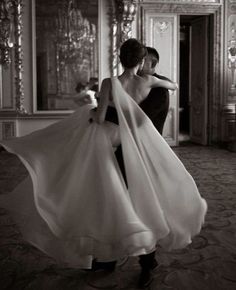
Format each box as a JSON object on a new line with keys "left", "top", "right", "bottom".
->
{"left": 0, "top": 0, "right": 25, "bottom": 114}
{"left": 0, "top": 0, "right": 137, "bottom": 115}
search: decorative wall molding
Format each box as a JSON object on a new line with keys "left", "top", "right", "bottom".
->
{"left": 0, "top": 0, "right": 26, "bottom": 115}
{"left": 109, "top": 0, "right": 137, "bottom": 76}
{"left": 139, "top": 2, "right": 223, "bottom": 143}
{"left": 155, "top": 21, "right": 170, "bottom": 34}
{"left": 221, "top": 104, "right": 236, "bottom": 142}
{"left": 0, "top": 53, "right": 15, "bottom": 110}
{"left": 164, "top": 107, "right": 176, "bottom": 144}
{"left": 2, "top": 121, "right": 15, "bottom": 139}
{"left": 109, "top": 1, "right": 119, "bottom": 76}
{"left": 226, "top": 1, "right": 236, "bottom": 102}
{"left": 14, "top": 0, "right": 26, "bottom": 114}
{"left": 0, "top": 66, "right": 2, "bottom": 109}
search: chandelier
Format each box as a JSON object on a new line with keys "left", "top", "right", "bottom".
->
{"left": 55, "top": 0, "right": 96, "bottom": 66}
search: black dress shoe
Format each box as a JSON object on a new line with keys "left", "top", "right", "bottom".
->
{"left": 138, "top": 258, "right": 159, "bottom": 288}
{"left": 83, "top": 260, "right": 116, "bottom": 272}
{"left": 138, "top": 269, "right": 153, "bottom": 288}
{"left": 150, "top": 258, "right": 158, "bottom": 270}
{"left": 92, "top": 260, "right": 116, "bottom": 272}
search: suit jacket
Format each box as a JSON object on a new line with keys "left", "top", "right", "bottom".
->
{"left": 139, "top": 73, "right": 170, "bottom": 135}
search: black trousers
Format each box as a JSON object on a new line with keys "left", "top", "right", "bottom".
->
{"left": 114, "top": 144, "right": 156, "bottom": 270}
{"left": 138, "top": 251, "right": 157, "bottom": 270}
{"left": 114, "top": 144, "right": 128, "bottom": 187}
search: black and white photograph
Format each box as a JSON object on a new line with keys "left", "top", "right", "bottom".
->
{"left": 0, "top": 0, "right": 236, "bottom": 289}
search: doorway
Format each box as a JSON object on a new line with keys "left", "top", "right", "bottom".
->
{"left": 179, "top": 15, "right": 211, "bottom": 145}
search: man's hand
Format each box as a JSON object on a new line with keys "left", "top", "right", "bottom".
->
{"left": 89, "top": 109, "right": 98, "bottom": 123}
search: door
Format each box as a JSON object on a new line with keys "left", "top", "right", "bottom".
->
{"left": 143, "top": 12, "right": 179, "bottom": 146}
{"left": 189, "top": 17, "right": 209, "bottom": 145}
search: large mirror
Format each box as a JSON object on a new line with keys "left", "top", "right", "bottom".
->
{"left": 34, "top": 0, "right": 99, "bottom": 112}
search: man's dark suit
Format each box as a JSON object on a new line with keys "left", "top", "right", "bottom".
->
{"left": 139, "top": 73, "right": 170, "bottom": 135}
{"left": 95, "top": 74, "right": 170, "bottom": 273}
{"left": 114, "top": 73, "right": 171, "bottom": 187}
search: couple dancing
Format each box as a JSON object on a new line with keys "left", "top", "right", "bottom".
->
{"left": 0, "top": 38, "right": 207, "bottom": 288}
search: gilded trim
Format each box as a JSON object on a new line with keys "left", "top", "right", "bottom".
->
{"left": 14, "top": 0, "right": 27, "bottom": 114}
{"left": 110, "top": 0, "right": 137, "bottom": 76}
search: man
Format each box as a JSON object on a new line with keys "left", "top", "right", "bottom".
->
{"left": 139, "top": 46, "right": 171, "bottom": 135}
{"left": 89, "top": 46, "right": 175, "bottom": 288}
{"left": 137, "top": 47, "right": 173, "bottom": 287}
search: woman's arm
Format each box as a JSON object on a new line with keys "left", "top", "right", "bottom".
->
{"left": 148, "top": 75, "right": 178, "bottom": 91}
{"left": 93, "top": 78, "right": 110, "bottom": 124}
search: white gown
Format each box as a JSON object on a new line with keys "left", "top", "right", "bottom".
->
{"left": 0, "top": 77, "right": 207, "bottom": 268}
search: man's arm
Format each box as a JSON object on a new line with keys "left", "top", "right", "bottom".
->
{"left": 154, "top": 73, "right": 172, "bottom": 83}
{"left": 148, "top": 75, "right": 178, "bottom": 90}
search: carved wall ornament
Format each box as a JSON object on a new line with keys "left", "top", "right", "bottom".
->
{"left": 229, "top": 4, "right": 236, "bottom": 14}
{"left": 110, "top": 0, "right": 119, "bottom": 76}
{"left": 110, "top": 0, "right": 138, "bottom": 76}
{"left": 2, "top": 121, "right": 15, "bottom": 139}
{"left": 14, "top": 0, "right": 26, "bottom": 114}
{"left": 116, "top": 0, "right": 137, "bottom": 43}
{"left": 155, "top": 21, "right": 170, "bottom": 34}
{"left": 228, "top": 21, "right": 236, "bottom": 90}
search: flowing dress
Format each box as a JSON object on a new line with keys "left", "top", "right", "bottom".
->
{"left": 0, "top": 77, "right": 207, "bottom": 268}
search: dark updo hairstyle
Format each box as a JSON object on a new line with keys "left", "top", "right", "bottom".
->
{"left": 120, "top": 38, "right": 147, "bottom": 68}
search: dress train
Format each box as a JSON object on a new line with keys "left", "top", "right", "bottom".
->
{"left": 0, "top": 78, "right": 207, "bottom": 268}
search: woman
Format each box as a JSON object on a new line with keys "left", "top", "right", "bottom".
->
{"left": 91, "top": 38, "right": 206, "bottom": 287}
{"left": 0, "top": 39, "right": 207, "bottom": 288}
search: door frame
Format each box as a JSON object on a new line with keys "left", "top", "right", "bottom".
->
{"left": 138, "top": 3, "right": 223, "bottom": 145}
{"left": 188, "top": 15, "right": 210, "bottom": 145}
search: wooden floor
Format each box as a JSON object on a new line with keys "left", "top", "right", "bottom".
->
{"left": 0, "top": 144, "right": 236, "bottom": 290}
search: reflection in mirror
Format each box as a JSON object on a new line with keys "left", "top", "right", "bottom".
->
{"left": 35, "top": 0, "right": 98, "bottom": 111}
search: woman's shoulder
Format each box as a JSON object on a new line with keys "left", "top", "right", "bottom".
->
{"left": 137, "top": 74, "right": 154, "bottom": 85}
{"left": 138, "top": 73, "right": 152, "bottom": 80}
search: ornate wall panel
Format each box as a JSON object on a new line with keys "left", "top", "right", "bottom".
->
{"left": 221, "top": 0, "right": 236, "bottom": 147}
{"left": 221, "top": 104, "right": 236, "bottom": 141}
{"left": 143, "top": 11, "right": 178, "bottom": 145}
{"left": 1, "top": 121, "right": 16, "bottom": 139}
{"left": 138, "top": 2, "right": 223, "bottom": 143}
{"left": 226, "top": 1, "right": 236, "bottom": 102}
{"left": 110, "top": 0, "right": 138, "bottom": 76}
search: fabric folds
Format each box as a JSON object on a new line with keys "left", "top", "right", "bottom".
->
{"left": 0, "top": 78, "right": 207, "bottom": 268}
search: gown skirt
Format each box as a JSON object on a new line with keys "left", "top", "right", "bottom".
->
{"left": 0, "top": 77, "right": 207, "bottom": 268}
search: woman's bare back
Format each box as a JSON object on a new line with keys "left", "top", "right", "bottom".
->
{"left": 96, "top": 74, "right": 177, "bottom": 124}
{"left": 117, "top": 74, "right": 153, "bottom": 104}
